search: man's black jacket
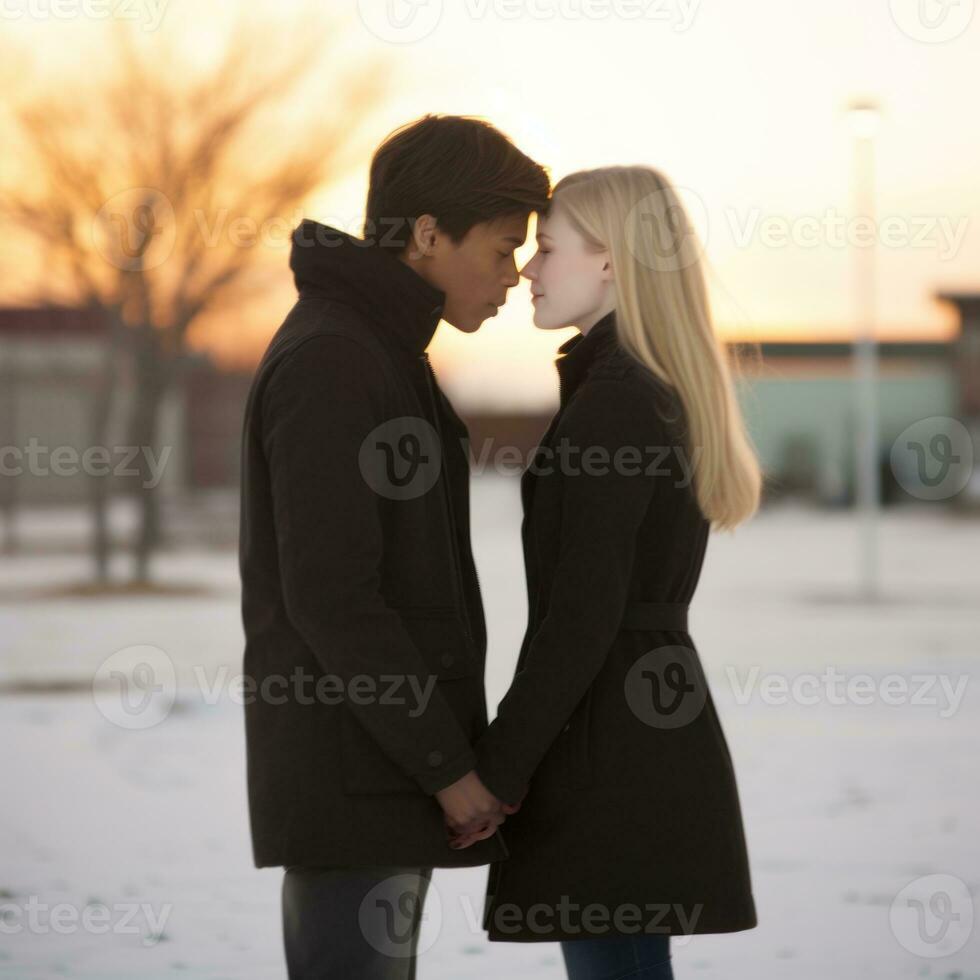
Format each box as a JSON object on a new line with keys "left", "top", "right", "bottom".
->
{"left": 239, "top": 220, "right": 507, "bottom": 868}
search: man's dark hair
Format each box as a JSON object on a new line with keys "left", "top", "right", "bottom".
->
{"left": 365, "top": 114, "right": 550, "bottom": 250}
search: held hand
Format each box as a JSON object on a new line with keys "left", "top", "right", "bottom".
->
{"left": 447, "top": 822, "right": 494, "bottom": 848}
{"left": 435, "top": 770, "right": 506, "bottom": 840}
{"left": 446, "top": 787, "right": 527, "bottom": 850}
{"left": 500, "top": 789, "right": 526, "bottom": 815}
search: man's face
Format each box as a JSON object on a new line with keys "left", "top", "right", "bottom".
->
{"left": 409, "top": 212, "right": 529, "bottom": 333}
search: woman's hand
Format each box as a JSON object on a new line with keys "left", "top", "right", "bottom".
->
{"left": 446, "top": 787, "right": 526, "bottom": 849}
{"left": 435, "top": 770, "right": 508, "bottom": 843}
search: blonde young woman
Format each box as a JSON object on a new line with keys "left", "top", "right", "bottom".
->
{"left": 450, "top": 167, "right": 763, "bottom": 978}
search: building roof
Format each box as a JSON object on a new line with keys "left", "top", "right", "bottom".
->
{"left": 756, "top": 340, "right": 950, "bottom": 360}
{"left": 0, "top": 306, "right": 108, "bottom": 336}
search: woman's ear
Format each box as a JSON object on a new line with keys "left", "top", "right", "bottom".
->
{"left": 600, "top": 255, "right": 615, "bottom": 281}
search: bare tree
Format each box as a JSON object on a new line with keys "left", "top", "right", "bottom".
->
{"left": 0, "top": 18, "right": 387, "bottom": 583}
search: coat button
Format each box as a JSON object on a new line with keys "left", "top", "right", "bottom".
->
{"left": 440, "top": 653, "right": 455, "bottom": 668}
{"left": 426, "top": 750, "right": 444, "bottom": 767}
{"left": 562, "top": 723, "right": 570, "bottom": 733}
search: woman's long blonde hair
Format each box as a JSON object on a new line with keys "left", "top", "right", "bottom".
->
{"left": 551, "top": 166, "right": 761, "bottom": 531}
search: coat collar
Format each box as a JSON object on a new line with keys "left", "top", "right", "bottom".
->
{"left": 555, "top": 310, "right": 620, "bottom": 398}
{"left": 288, "top": 219, "right": 445, "bottom": 355}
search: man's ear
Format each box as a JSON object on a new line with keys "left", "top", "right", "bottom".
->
{"left": 407, "top": 213, "right": 438, "bottom": 261}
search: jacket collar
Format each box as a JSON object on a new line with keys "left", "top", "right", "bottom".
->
{"left": 555, "top": 310, "right": 620, "bottom": 397}
{"left": 288, "top": 219, "right": 445, "bottom": 355}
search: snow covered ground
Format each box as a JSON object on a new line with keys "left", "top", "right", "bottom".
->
{"left": 1, "top": 479, "right": 978, "bottom": 979}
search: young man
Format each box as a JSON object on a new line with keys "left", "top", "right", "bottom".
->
{"left": 239, "top": 115, "right": 550, "bottom": 977}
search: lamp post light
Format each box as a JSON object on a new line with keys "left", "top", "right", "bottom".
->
{"left": 846, "top": 98, "right": 882, "bottom": 601}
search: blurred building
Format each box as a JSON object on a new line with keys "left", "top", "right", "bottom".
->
{"left": 0, "top": 305, "right": 249, "bottom": 508}
{"left": 741, "top": 293, "right": 978, "bottom": 506}
{"left": 2, "top": 299, "right": 978, "bottom": 518}
{"left": 737, "top": 337, "right": 958, "bottom": 504}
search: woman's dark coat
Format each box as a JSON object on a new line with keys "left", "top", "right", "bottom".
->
{"left": 477, "top": 312, "right": 758, "bottom": 941}
{"left": 239, "top": 220, "right": 507, "bottom": 870}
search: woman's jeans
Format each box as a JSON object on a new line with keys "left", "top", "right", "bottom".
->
{"left": 282, "top": 865, "right": 432, "bottom": 979}
{"left": 561, "top": 933, "right": 673, "bottom": 980}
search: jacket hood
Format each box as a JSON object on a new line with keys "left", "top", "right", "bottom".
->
{"left": 288, "top": 219, "right": 446, "bottom": 354}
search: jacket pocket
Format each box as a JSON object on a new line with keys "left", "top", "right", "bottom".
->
{"left": 340, "top": 606, "right": 476, "bottom": 795}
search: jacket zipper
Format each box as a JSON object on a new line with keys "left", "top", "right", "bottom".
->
{"left": 419, "top": 352, "right": 477, "bottom": 647}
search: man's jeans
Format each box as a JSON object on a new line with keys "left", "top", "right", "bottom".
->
{"left": 282, "top": 865, "right": 433, "bottom": 979}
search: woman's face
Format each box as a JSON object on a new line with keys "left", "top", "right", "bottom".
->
{"left": 520, "top": 201, "right": 614, "bottom": 332}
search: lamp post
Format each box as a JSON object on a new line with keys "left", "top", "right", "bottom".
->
{"left": 846, "top": 99, "right": 882, "bottom": 601}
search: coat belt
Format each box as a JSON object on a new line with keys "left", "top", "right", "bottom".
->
{"left": 620, "top": 601, "right": 689, "bottom": 632}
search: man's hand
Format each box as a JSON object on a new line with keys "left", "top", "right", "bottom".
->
{"left": 442, "top": 780, "right": 527, "bottom": 850}
{"left": 435, "top": 770, "right": 509, "bottom": 845}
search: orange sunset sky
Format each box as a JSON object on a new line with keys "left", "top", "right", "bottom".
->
{"left": 2, "top": 0, "right": 978, "bottom": 410}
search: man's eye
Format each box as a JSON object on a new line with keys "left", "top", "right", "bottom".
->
{"left": 498, "top": 251, "right": 514, "bottom": 258}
